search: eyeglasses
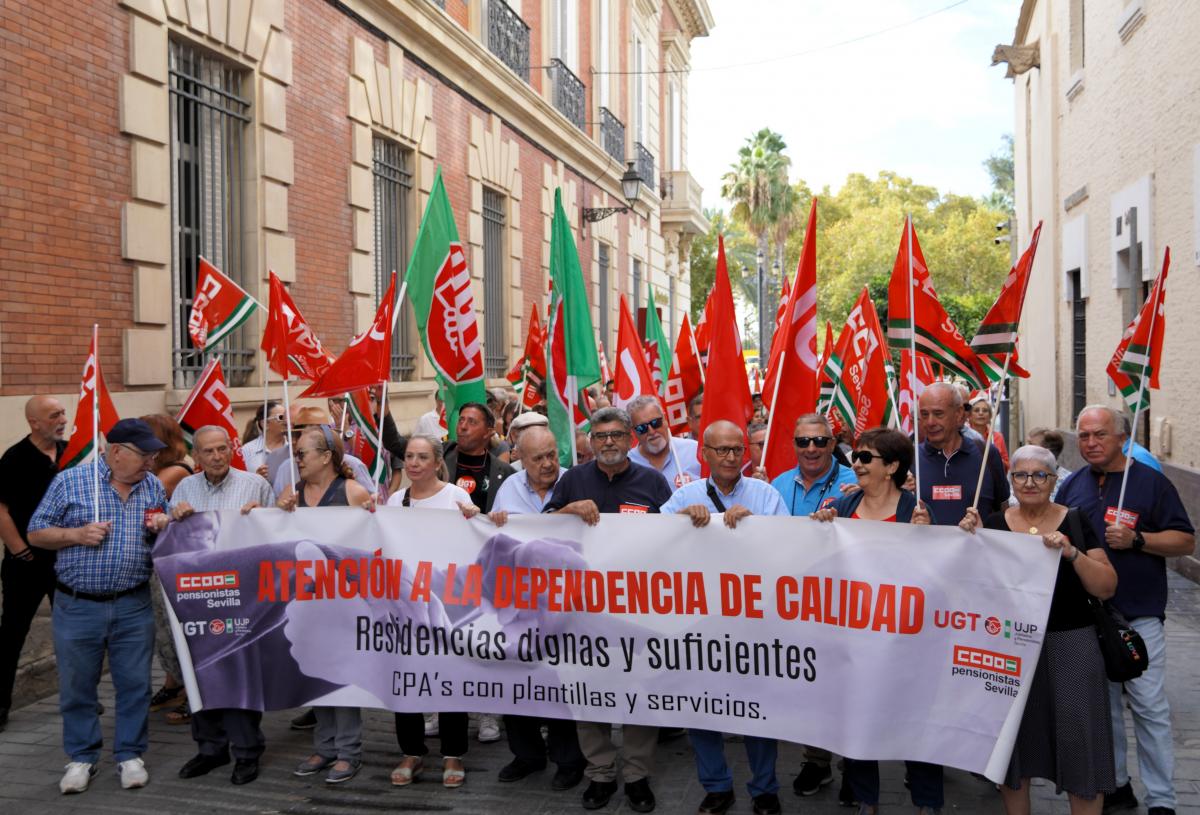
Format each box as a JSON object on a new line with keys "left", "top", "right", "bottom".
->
{"left": 115, "top": 443, "right": 157, "bottom": 462}
{"left": 633, "top": 417, "right": 664, "bottom": 435}
{"left": 1011, "top": 471, "right": 1054, "bottom": 485}
{"left": 704, "top": 445, "right": 745, "bottom": 459}
{"left": 293, "top": 447, "right": 327, "bottom": 462}
{"left": 591, "top": 430, "right": 629, "bottom": 442}
{"left": 851, "top": 450, "right": 888, "bottom": 465}
{"left": 794, "top": 436, "right": 832, "bottom": 449}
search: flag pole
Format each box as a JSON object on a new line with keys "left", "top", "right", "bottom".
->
{"left": 757, "top": 351, "right": 788, "bottom": 478}
{"left": 1115, "top": 280, "right": 1161, "bottom": 516}
{"left": 339, "top": 394, "right": 350, "bottom": 434}
{"left": 689, "top": 321, "right": 707, "bottom": 387}
{"left": 92, "top": 324, "right": 100, "bottom": 524}
{"left": 376, "top": 379, "right": 389, "bottom": 491}
{"left": 971, "top": 352, "right": 1010, "bottom": 510}
{"left": 282, "top": 377, "right": 297, "bottom": 488}
{"left": 567, "top": 377, "right": 578, "bottom": 466}
{"left": 906, "top": 216, "right": 922, "bottom": 503}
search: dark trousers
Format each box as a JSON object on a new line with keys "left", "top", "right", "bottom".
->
{"left": 844, "top": 758, "right": 943, "bottom": 808}
{"left": 505, "top": 714, "right": 585, "bottom": 770}
{"left": 191, "top": 708, "right": 265, "bottom": 761}
{"left": 0, "top": 553, "right": 56, "bottom": 709}
{"left": 395, "top": 712, "right": 468, "bottom": 758}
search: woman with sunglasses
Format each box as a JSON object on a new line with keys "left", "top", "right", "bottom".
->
{"left": 811, "top": 428, "right": 938, "bottom": 814}
{"left": 959, "top": 445, "right": 1116, "bottom": 815}
{"left": 385, "top": 434, "right": 479, "bottom": 790}
{"left": 241, "top": 401, "right": 286, "bottom": 479}
{"left": 278, "top": 426, "right": 372, "bottom": 784}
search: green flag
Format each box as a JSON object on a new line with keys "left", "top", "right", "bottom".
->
{"left": 546, "top": 189, "right": 600, "bottom": 465}
{"left": 642, "top": 283, "right": 671, "bottom": 397}
{"left": 407, "top": 168, "right": 487, "bottom": 439}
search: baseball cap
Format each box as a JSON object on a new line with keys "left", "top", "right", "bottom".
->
{"left": 107, "top": 418, "right": 168, "bottom": 452}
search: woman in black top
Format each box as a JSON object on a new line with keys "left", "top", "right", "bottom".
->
{"left": 960, "top": 444, "right": 1117, "bottom": 814}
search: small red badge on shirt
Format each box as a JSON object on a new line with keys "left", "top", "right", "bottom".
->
{"left": 1104, "top": 506, "right": 1140, "bottom": 529}
{"left": 457, "top": 476, "right": 477, "bottom": 494}
{"left": 619, "top": 503, "right": 649, "bottom": 514}
{"left": 932, "top": 485, "right": 962, "bottom": 501}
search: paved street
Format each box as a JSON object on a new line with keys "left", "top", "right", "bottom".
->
{"left": 0, "top": 570, "right": 1197, "bottom": 815}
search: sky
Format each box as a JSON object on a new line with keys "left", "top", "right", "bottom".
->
{"left": 687, "top": 0, "right": 1023, "bottom": 210}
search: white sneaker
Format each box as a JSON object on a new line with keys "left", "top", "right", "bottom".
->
{"left": 477, "top": 713, "right": 501, "bottom": 743}
{"left": 118, "top": 757, "right": 149, "bottom": 789}
{"left": 59, "top": 762, "right": 96, "bottom": 794}
{"left": 423, "top": 712, "right": 439, "bottom": 737}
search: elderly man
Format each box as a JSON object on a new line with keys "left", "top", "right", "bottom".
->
{"left": 545, "top": 407, "right": 672, "bottom": 813}
{"left": 486, "top": 426, "right": 586, "bottom": 790}
{"left": 915, "top": 382, "right": 1008, "bottom": 523}
{"left": 661, "top": 420, "right": 787, "bottom": 815}
{"left": 1057, "top": 406, "right": 1194, "bottom": 815}
{"left": 770, "top": 414, "right": 858, "bottom": 517}
{"left": 745, "top": 421, "right": 767, "bottom": 477}
{"left": 0, "top": 396, "right": 68, "bottom": 732}
{"left": 686, "top": 393, "right": 704, "bottom": 440}
{"left": 162, "top": 426, "right": 273, "bottom": 785}
{"left": 28, "top": 419, "right": 169, "bottom": 794}
{"left": 506, "top": 412, "right": 550, "bottom": 471}
{"left": 627, "top": 396, "right": 701, "bottom": 488}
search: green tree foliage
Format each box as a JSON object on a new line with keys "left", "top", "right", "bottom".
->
{"left": 983, "top": 134, "right": 1014, "bottom": 213}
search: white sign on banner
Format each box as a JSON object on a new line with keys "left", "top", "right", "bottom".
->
{"left": 155, "top": 508, "right": 1058, "bottom": 782}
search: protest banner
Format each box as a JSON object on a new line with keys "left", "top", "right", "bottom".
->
{"left": 155, "top": 509, "right": 1056, "bottom": 782}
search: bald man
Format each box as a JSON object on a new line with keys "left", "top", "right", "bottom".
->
{"left": 0, "top": 396, "right": 68, "bottom": 731}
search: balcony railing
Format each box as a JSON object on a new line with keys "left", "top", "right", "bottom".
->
{"left": 634, "top": 142, "right": 654, "bottom": 186}
{"left": 599, "top": 107, "right": 624, "bottom": 164}
{"left": 548, "top": 58, "right": 585, "bottom": 130}
{"left": 487, "top": 0, "right": 530, "bottom": 81}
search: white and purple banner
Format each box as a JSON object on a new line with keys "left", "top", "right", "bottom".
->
{"left": 154, "top": 509, "right": 1058, "bottom": 781}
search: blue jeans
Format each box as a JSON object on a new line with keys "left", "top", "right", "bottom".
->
{"left": 688, "top": 729, "right": 779, "bottom": 798}
{"left": 844, "top": 758, "right": 943, "bottom": 808}
{"left": 53, "top": 586, "right": 154, "bottom": 763}
{"left": 1109, "top": 616, "right": 1174, "bottom": 809}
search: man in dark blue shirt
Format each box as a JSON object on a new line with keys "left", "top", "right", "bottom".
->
{"left": 916, "top": 383, "right": 1008, "bottom": 524}
{"left": 1057, "top": 406, "right": 1194, "bottom": 815}
{"left": 543, "top": 407, "right": 670, "bottom": 813}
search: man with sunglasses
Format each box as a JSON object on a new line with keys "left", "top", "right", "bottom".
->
{"left": 544, "top": 407, "right": 671, "bottom": 813}
{"left": 660, "top": 419, "right": 787, "bottom": 815}
{"left": 28, "top": 419, "right": 169, "bottom": 794}
{"left": 627, "top": 396, "right": 701, "bottom": 489}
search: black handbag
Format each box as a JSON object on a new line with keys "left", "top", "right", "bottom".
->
{"left": 1066, "top": 509, "right": 1149, "bottom": 682}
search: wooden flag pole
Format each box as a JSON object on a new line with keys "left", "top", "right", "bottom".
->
{"left": 971, "top": 352, "right": 1011, "bottom": 510}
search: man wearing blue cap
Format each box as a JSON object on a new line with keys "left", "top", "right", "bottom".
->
{"left": 28, "top": 418, "right": 169, "bottom": 795}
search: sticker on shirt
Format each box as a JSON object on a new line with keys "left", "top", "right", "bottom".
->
{"left": 456, "top": 476, "right": 477, "bottom": 494}
{"left": 1104, "top": 506, "right": 1140, "bottom": 529}
{"left": 674, "top": 473, "right": 695, "bottom": 488}
{"left": 143, "top": 508, "right": 162, "bottom": 528}
{"left": 932, "top": 485, "right": 962, "bottom": 501}
{"left": 619, "top": 503, "right": 649, "bottom": 514}
{"left": 819, "top": 496, "right": 837, "bottom": 509}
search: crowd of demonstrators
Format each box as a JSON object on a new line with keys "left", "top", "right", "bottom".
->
{"left": 5, "top": 379, "right": 1196, "bottom": 815}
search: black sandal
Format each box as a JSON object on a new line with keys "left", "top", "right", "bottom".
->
{"left": 149, "top": 685, "right": 184, "bottom": 712}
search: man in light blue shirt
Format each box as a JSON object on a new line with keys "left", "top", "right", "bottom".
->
{"left": 770, "top": 413, "right": 857, "bottom": 516}
{"left": 659, "top": 419, "right": 787, "bottom": 815}
{"left": 490, "top": 426, "right": 565, "bottom": 516}
{"left": 626, "top": 396, "right": 701, "bottom": 489}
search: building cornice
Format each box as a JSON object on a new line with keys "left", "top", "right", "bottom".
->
{"left": 667, "top": 0, "right": 715, "bottom": 39}
{"left": 1013, "top": 0, "right": 1037, "bottom": 45}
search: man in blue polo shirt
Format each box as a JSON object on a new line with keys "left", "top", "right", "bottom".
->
{"left": 770, "top": 414, "right": 857, "bottom": 517}
{"left": 544, "top": 407, "right": 671, "bottom": 813}
{"left": 915, "top": 382, "right": 1008, "bottom": 523}
{"left": 661, "top": 419, "right": 787, "bottom": 815}
{"left": 1057, "top": 405, "right": 1194, "bottom": 815}
{"left": 28, "top": 419, "right": 168, "bottom": 795}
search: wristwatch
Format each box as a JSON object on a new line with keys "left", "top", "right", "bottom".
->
{"left": 1132, "top": 531, "right": 1146, "bottom": 551}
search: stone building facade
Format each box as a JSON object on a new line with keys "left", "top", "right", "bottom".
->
{"left": 0, "top": 0, "right": 712, "bottom": 446}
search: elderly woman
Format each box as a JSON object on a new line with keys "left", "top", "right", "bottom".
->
{"left": 386, "top": 434, "right": 477, "bottom": 789}
{"left": 968, "top": 397, "right": 1009, "bottom": 469}
{"left": 279, "top": 426, "right": 372, "bottom": 784}
{"left": 960, "top": 445, "right": 1117, "bottom": 815}
{"left": 812, "top": 428, "right": 940, "bottom": 814}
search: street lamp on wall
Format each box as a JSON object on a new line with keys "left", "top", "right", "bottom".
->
{"left": 581, "top": 162, "right": 643, "bottom": 223}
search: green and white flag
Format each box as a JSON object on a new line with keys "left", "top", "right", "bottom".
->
{"left": 643, "top": 283, "right": 671, "bottom": 398}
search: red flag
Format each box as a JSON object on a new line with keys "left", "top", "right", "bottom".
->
{"left": 663, "top": 313, "right": 704, "bottom": 435}
{"left": 761, "top": 199, "right": 820, "bottom": 478}
{"left": 825, "top": 288, "right": 894, "bottom": 440}
{"left": 300, "top": 273, "right": 396, "bottom": 398}
{"left": 506, "top": 306, "right": 546, "bottom": 408}
{"left": 816, "top": 320, "right": 834, "bottom": 393}
{"left": 345, "top": 387, "right": 387, "bottom": 484}
{"left": 1108, "top": 248, "right": 1170, "bottom": 412}
{"left": 597, "top": 342, "right": 613, "bottom": 386}
{"left": 898, "top": 350, "right": 936, "bottom": 435}
{"left": 698, "top": 236, "right": 754, "bottom": 470}
{"left": 886, "top": 218, "right": 987, "bottom": 387}
{"left": 613, "top": 295, "right": 659, "bottom": 410}
{"left": 175, "top": 358, "right": 247, "bottom": 470}
{"left": 261, "top": 271, "right": 335, "bottom": 381}
{"left": 694, "top": 287, "right": 715, "bottom": 355}
{"left": 60, "top": 329, "right": 120, "bottom": 470}
{"left": 188, "top": 257, "right": 260, "bottom": 351}
{"left": 972, "top": 222, "right": 1043, "bottom": 381}
{"left": 775, "top": 272, "right": 791, "bottom": 328}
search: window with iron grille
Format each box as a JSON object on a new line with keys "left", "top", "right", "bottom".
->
{"left": 373, "top": 137, "right": 415, "bottom": 381}
{"left": 168, "top": 39, "right": 252, "bottom": 388}
{"left": 598, "top": 243, "right": 610, "bottom": 351}
{"left": 1070, "top": 269, "right": 1086, "bottom": 422}
{"left": 632, "top": 258, "right": 642, "bottom": 311}
{"left": 483, "top": 187, "right": 508, "bottom": 377}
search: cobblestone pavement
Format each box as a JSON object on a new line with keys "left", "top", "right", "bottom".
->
{"left": 0, "top": 572, "right": 1197, "bottom": 815}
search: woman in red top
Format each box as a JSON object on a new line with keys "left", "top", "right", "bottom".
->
{"left": 968, "top": 397, "right": 1009, "bottom": 470}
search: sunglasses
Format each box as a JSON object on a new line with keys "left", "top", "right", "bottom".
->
{"left": 634, "top": 417, "right": 664, "bottom": 435}
{"left": 794, "top": 436, "right": 832, "bottom": 449}
{"left": 851, "top": 450, "right": 888, "bottom": 465}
